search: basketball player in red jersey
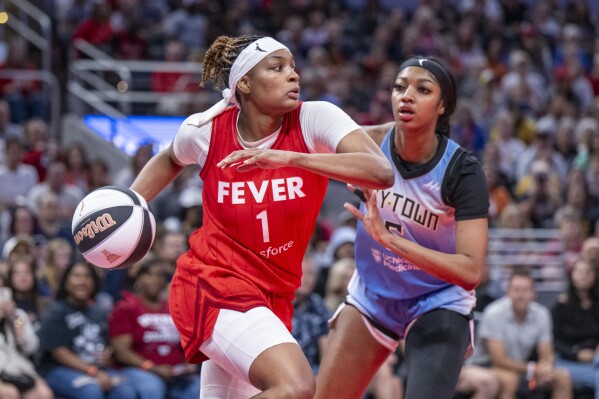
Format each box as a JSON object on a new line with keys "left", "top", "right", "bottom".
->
{"left": 130, "top": 35, "right": 394, "bottom": 399}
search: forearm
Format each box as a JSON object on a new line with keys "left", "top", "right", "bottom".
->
{"left": 537, "top": 344, "right": 555, "bottom": 365}
{"left": 492, "top": 355, "right": 528, "bottom": 374}
{"left": 487, "top": 339, "right": 528, "bottom": 374}
{"left": 113, "top": 347, "right": 147, "bottom": 368}
{"left": 290, "top": 152, "right": 394, "bottom": 189}
{"left": 378, "top": 233, "right": 481, "bottom": 290}
{"left": 52, "top": 347, "right": 96, "bottom": 371}
{"left": 130, "top": 147, "right": 184, "bottom": 201}
{"left": 13, "top": 310, "right": 38, "bottom": 354}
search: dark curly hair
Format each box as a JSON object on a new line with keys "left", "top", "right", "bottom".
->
{"left": 200, "top": 35, "right": 264, "bottom": 90}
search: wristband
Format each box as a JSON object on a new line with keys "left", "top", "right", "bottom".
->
{"left": 526, "top": 362, "right": 537, "bottom": 390}
{"left": 86, "top": 365, "right": 99, "bottom": 377}
{"left": 140, "top": 360, "right": 155, "bottom": 371}
{"left": 526, "top": 362, "right": 535, "bottom": 380}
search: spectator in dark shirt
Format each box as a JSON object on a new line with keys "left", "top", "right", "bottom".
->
{"left": 38, "top": 262, "right": 135, "bottom": 399}
{"left": 551, "top": 258, "right": 599, "bottom": 396}
{"left": 292, "top": 253, "right": 330, "bottom": 374}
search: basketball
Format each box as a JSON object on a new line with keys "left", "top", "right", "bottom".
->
{"left": 71, "top": 186, "right": 156, "bottom": 269}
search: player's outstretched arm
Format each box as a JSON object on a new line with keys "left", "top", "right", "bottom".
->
{"left": 311, "top": 128, "right": 395, "bottom": 189}
{"left": 344, "top": 185, "right": 486, "bottom": 291}
{"left": 217, "top": 128, "right": 394, "bottom": 190}
{"left": 130, "top": 146, "right": 184, "bottom": 202}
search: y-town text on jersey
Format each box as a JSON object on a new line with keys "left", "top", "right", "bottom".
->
{"left": 379, "top": 190, "right": 439, "bottom": 231}
{"left": 217, "top": 177, "right": 306, "bottom": 204}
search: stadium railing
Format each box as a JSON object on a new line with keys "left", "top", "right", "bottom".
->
{"left": 68, "top": 39, "right": 202, "bottom": 118}
{"left": 0, "top": 0, "right": 51, "bottom": 72}
{"left": 486, "top": 228, "right": 566, "bottom": 307}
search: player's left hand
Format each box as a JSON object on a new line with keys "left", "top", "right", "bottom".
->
{"left": 344, "top": 184, "right": 389, "bottom": 245}
{"left": 217, "top": 149, "right": 296, "bottom": 172}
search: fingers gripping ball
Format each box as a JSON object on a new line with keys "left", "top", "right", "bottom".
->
{"left": 72, "top": 186, "right": 156, "bottom": 269}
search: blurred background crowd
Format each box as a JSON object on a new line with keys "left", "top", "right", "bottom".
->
{"left": 0, "top": 0, "right": 599, "bottom": 398}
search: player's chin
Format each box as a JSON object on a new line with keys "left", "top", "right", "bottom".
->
{"left": 265, "top": 96, "right": 299, "bottom": 115}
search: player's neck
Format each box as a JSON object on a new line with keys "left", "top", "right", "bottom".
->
{"left": 237, "top": 112, "right": 283, "bottom": 142}
{"left": 395, "top": 129, "right": 439, "bottom": 164}
{"left": 139, "top": 293, "right": 162, "bottom": 308}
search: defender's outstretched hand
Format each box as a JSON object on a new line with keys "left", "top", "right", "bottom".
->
{"left": 344, "top": 184, "right": 390, "bottom": 247}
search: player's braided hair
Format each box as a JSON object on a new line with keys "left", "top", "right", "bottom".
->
{"left": 200, "top": 35, "right": 264, "bottom": 90}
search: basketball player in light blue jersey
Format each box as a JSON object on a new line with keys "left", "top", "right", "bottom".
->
{"left": 315, "top": 56, "right": 489, "bottom": 399}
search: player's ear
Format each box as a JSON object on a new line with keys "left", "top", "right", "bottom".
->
{"left": 237, "top": 77, "right": 250, "bottom": 95}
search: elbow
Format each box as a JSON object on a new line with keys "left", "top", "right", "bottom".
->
{"left": 380, "top": 167, "right": 395, "bottom": 188}
{"left": 461, "top": 279, "right": 479, "bottom": 292}
{"left": 368, "top": 162, "right": 395, "bottom": 189}
{"left": 459, "top": 264, "right": 484, "bottom": 291}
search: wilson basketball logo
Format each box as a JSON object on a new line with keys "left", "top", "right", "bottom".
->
{"left": 101, "top": 249, "right": 121, "bottom": 264}
{"left": 74, "top": 213, "right": 118, "bottom": 244}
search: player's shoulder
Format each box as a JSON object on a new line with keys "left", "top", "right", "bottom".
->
{"left": 446, "top": 138, "right": 483, "bottom": 173}
{"left": 300, "top": 100, "right": 346, "bottom": 115}
{"left": 175, "top": 113, "right": 214, "bottom": 143}
{"left": 181, "top": 112, "right": 212, "bottom": 129}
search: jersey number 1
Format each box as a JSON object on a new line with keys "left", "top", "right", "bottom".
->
{"left": 256, "top": 210, "right": 270, "bottom": 243}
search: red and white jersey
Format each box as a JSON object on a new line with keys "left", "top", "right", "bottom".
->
{"left": 169, "top": 101, "right": 359, "bottom": 363}
{"left": 191, "top": 103, "right": 328, "bottom": 294}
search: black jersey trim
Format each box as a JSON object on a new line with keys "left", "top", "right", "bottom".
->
{"left": 344, "top": 301, "right": 400, "bottom": 341}
{"left": 441, "top": 146, "right": 468, "bottom": 207}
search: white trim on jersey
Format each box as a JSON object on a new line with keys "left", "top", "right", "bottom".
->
{"left": 171, "top": 101, "right": 361, "bottom": 167}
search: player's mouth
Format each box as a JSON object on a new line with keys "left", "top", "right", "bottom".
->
{"left": 398, "top": 105, "right": 415, "bottom": 121}
{"left": 288, "top": 87, "right": 300, "bottom": 99}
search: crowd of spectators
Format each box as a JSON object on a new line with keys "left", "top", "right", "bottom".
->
{"left": 0, "top": 0, "right": 599, "bottom": 398}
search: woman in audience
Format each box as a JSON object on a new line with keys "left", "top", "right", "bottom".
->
{"left": 0, "top": 281, "right": 54, "bottom": 399}
{"left": 6, "top": 255, "right": 51, "bottom": 328}
{"left": 87, "top": 159, "right": 111, "bottom": 193}
{"left": 551, "top": 258, "right": 599, "bottom": 397}
{"left": 38, "top": 262, "right": 135, "bottom": 399}
{"left": 63, "top": 142, "right": 90, "bottom": 192}
{"left": 39, "top": 238, "right": 73, "bottom": 298}
{"left": 10, "top": 206, "right": 38, "bottom": 238}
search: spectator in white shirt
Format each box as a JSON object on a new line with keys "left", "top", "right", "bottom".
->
{"left": 0, "top": 137, "right": 38, "bottom": 209}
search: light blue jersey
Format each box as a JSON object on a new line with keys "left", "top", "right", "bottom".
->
{"left": 354, "top": 130, "right": 477, "bottom": 318}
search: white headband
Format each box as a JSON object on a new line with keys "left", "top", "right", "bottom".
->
{"left": 191, "top": 37, "right": 289, "bottom": 127}
{"left": 227, "top": 37, "right": 289, "bottom": 105}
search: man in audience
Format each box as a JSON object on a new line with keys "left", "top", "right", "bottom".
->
{"left": 470, "top": 269, "right": 572, "bottom": 399}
